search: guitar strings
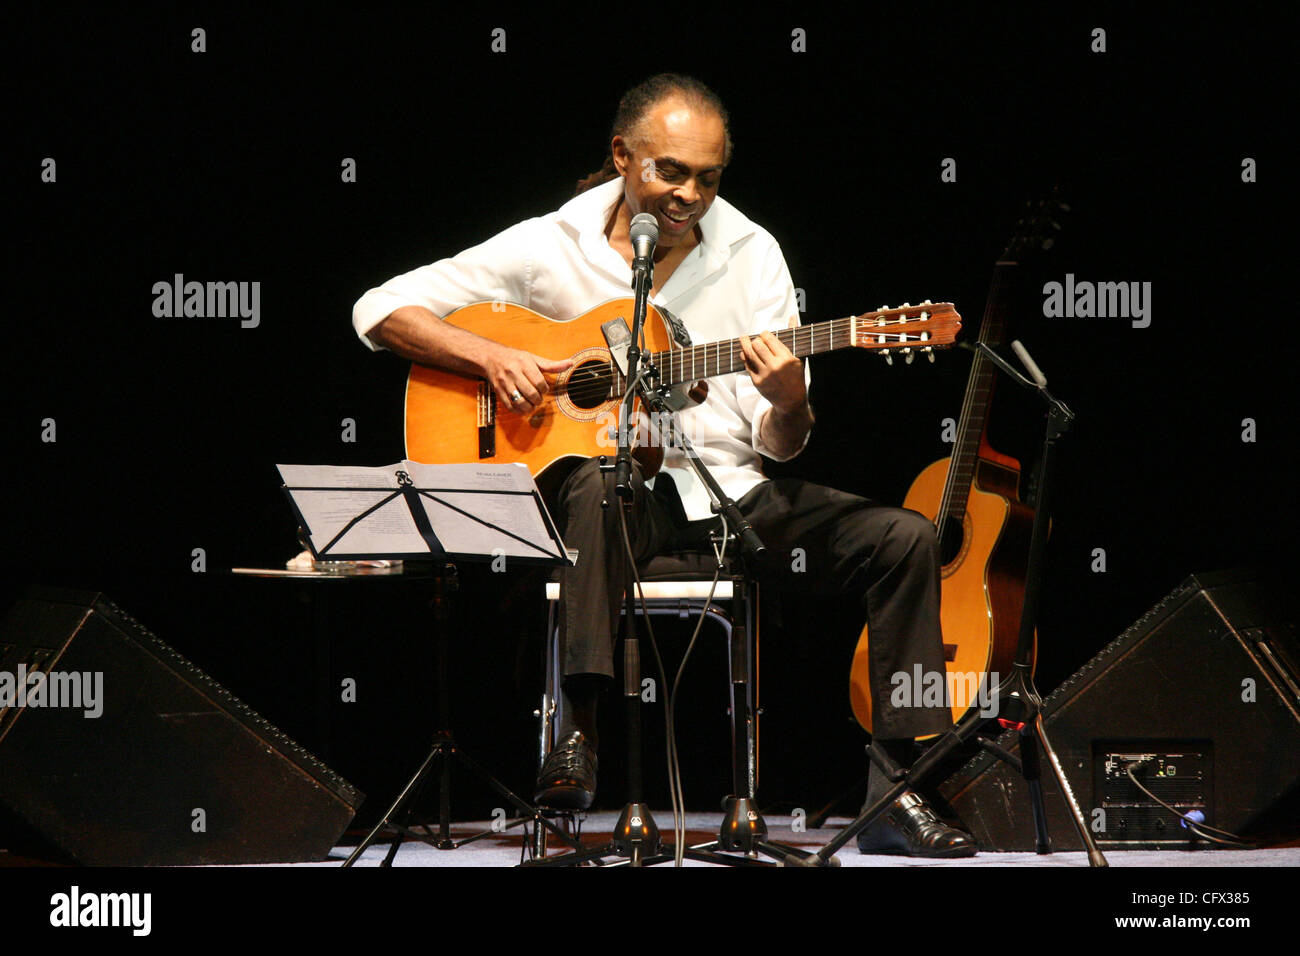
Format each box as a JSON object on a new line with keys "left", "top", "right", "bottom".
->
{"left": 556, "top": 319, "right": 942, "bottom": 404}
{"left": 936, "top": 281, "right": 1003, "bottom": 532}
{"left": 492, "top": 315, "right": 948, "bottom": 420}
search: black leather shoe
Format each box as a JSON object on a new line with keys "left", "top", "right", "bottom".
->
{"left": 534, "top": 731, "right": 597, "bottom": 810}
{"left": 856, "top": 790, "right": 977, "bottom": 857}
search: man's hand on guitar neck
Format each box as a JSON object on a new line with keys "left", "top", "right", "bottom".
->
{"left": 739, "top": 321, "right": 814, "bottom": 460}
{"left": 367, "top": 305, "right": 572, "bottom": 414}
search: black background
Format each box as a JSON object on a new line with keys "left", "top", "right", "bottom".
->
{"left": 3, "top": 5, "right": 1290, "bottom": 828}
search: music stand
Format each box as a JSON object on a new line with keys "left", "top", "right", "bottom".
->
{"left": 277, "top": 460, "right": 578, "bottom": 865}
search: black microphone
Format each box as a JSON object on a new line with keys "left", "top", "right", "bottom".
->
{"left": 630, "top": 212, "right": 658, "bottom": 265}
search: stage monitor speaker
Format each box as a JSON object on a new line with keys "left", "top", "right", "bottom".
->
{"left": 938, "top": 569, "right": 1299, "bottom": 851}
{"left": 0, "top": 588, "right": 363, "bottom": 865}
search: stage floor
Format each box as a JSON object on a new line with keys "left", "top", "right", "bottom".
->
{"left": 294, "top": 812, "right": 1298, "bottom": 868}
{"left": 2, "top": 811, "right": 1292, "bottom": 868}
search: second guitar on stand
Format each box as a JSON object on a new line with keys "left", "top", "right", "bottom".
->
{"left": 849, "top": 199, "right": 1068, "bottom": 733}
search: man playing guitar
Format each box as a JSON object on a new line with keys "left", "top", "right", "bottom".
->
{"left": 352, "top": 73, "right": 974, "bottom": 857}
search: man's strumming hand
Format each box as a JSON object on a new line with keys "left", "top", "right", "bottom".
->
{"left": 483, "top": 344, "right": 573, "bottom": 414}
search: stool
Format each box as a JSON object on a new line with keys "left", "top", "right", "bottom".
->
{"left": 533, "top": 547, "right": 771, "bottom": 857}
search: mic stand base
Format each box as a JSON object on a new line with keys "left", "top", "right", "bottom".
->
{"left": 687, "top": 796, "right": 831, "bottom": 866}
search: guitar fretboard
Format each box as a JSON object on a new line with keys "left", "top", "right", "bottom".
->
{"left": 655, "top": 319, "right": 857, "bottom": 385}
{"left": 607, "top": 310, "right": 942, "bottom": 395}
{"left": 937, "top": 267, "right": 1012, "bottom": 528}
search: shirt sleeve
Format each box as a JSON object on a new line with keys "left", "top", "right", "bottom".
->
{"left": 351, "top": 218, "right": 541, "bottom": 350}
{"left": 734, "top": 237, "right": 812, "bottom": 461}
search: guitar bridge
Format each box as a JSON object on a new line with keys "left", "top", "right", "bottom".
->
{"left": 477, "top": 381, "right": 496, "bottom": 459}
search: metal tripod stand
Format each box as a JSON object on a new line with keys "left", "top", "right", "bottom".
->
{"left": 342, "top": 563, "right": 581, "bottom": 866}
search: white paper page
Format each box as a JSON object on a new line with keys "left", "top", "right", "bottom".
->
{"left": 418, "top": 492, "right": 556, "bottom": 558}
{"left": 278, "top": 463, "right": 429, "bottom": 555}
{"left": 278, "top": 463, "right": 404, "bottom": 489}
{"left": 403, "top": 462, "right": 563, "bottom": 559}
{"left": 401, "top": 461, "right": 535, "bottom": 494}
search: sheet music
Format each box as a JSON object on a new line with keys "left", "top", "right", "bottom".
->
{"left": 276, "top": 464, "right": 426, "bottom": 554}
{"left": 277, "top": 463, "right": 409, "bottom": 489}
{"left": 277, "top": 461, "right": 566, "bottom": 562}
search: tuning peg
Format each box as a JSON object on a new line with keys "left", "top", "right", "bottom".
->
{"left": 883, "top": 351, "right": 893, "bottom": 366}
{"left": 905, "top": 350, "right": 914, "bottom": 364}
{"left": 924, "top": 346, "right": 935, "bottom": 363}
{"left": 922, "top": 299, "right": 932, "bottom": 305}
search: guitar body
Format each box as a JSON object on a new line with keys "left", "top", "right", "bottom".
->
{"left": 404, "top": 299, "right": 674, "bottom": 479}
{"left": 404, "top": 297, "right": 963, "bottom": 488}
{"left": 849, "top": 446, "right": 1035, "bottom": 733}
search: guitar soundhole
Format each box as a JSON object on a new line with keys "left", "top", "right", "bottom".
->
{"left": 566, "top": 359, "right": 614, "bottom": 410}
{"left": 937, "top": 516, "right": 965, "bottom": 567}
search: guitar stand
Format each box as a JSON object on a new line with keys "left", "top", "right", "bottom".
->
{"left": 342, "top": 564, "right": 582, "bottom": 866}
{"left": 794, "top": 663, "right": 1100, "bottom": 866}
{"left": 792, "top": 344, "right": 1107, "bottom": 867}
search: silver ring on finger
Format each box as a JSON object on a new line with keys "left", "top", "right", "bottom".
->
{"left": 510, "top": 390, "right": 524, "bottom": 404}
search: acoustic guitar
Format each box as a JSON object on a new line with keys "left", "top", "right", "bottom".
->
{"left": 848, "top": 200, "right": 1065, "bottom": 733}
{"left": 403, "top": 298, "right": 962, "bottom": 479}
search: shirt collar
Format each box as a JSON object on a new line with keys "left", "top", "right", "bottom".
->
{"left": 555, "top": 176, "right": 757, "bottom": 271}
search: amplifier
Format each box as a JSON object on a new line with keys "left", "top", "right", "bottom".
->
{"left": 938, "top": 569, "right": 1299, "bottom": 851}
{"left": 0, "top": 588, "right": 363, "bottom": 865}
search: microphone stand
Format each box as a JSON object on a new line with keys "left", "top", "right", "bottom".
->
{"left": 633, "top": 384, "right": 816, "bottom": 865}
{"left": 790, "top": 339, "right": 1108, "bottom": 867}
{"left": 528, "top": 216, "right": 808, "bottom": 866}
{"left": 526, "top": 217, "right": 671, "bottom": 866}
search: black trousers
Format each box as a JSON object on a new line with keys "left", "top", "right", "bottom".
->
{"left": 549, "top": 457, "right": 953, "bottom": 741}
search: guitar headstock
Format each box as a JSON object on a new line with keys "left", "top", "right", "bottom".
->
{"left": 1001, "top": 189, "right": 1071, "bottom": 262}
{"left": 850, "top": 301, "right": 962, "bottom": 365}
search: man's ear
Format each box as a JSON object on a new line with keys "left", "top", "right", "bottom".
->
{"left": 611, "top": 136, "right": 630, "bottom": 177}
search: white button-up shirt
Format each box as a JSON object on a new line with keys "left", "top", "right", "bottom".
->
{"left": 352, "top": 176, "right": 809, "bottom": 520}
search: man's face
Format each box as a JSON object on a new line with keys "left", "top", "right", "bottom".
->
{"left": 613, "top": 96, "right": 727, "bottom": 249}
